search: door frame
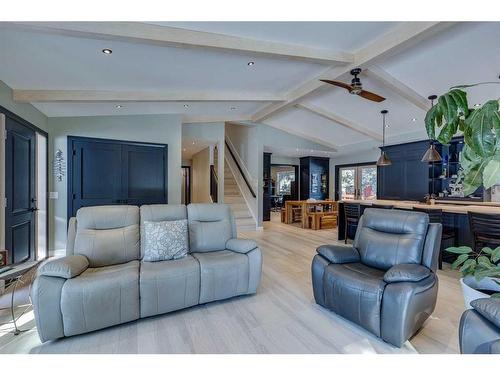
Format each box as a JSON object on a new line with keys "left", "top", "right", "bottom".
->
{"left": 1, "top": 104, "right": 49, "bottom": 264}
{"left": 335, "top": 161, "right": 377, "bottom": 201}
{"left": 181, "top": 165, "right": 191, "bottom": 205}
{"left": 67, "top": 136, "right": 168, "bottom": 221}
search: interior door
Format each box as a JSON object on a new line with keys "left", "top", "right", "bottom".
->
{"left": 121, "top": 144, "right": 167, "bottom": 206}
{"left": 69, "top": 137, "right": 168, "bottom": 217}
{"left": 71, "top": 139, "right": 123, "bottom": 215}
{"left": 5, "top": 117, "right": 36, "bottom": 264}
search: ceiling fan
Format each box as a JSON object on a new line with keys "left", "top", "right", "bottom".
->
{"left": 320, "top": 68, "right": 386, "bottom": 102}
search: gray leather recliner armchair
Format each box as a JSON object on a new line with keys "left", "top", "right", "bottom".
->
{"left": 32, "top": 203, "right": 262, "bottom": 342}
{"left": 459, "top": 298, "right": 500, "bottom": 354}
{"left": 312, "top": 208, "right": 442, "bottom": 347}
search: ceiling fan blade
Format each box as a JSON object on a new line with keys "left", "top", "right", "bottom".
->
{"left": 358, "top": 90, "right": 386, "bottom": 102}
{"left": 320, "top": 80, "right": 353, "bottom": 92}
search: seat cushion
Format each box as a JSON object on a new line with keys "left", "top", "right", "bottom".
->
{"left": 192, "top": 250, "right": 249, "bottom": 304}
{"left": 323, "top": 262, "right": 386, "bottom": 336}
{"left": 60, "top": 261, "right": 140, "bottom": 336}
{"left": 139, "top": 255, "right": 200, "bottom": 318}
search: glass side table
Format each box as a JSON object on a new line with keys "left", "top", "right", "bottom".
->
{"left": 0, "top": 261, "right": 41, "bottom": 335}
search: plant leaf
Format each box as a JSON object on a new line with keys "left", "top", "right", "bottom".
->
{"left": 477, "top": 256, "right": 494, "bottom": 268}
{"left": 445, "top": 246, "right": 473, "bottom": 254}
{"left": 467, "top": 100, "right": 497, "bottom": 157}
{"left": 481, "top": 247, "right": 494, "bottom": 255}
{"left": 491, "top": 293, "right": 500, "bottom": 299}
{"left": 483, "top": 159, "right": 500, "bottom": 189}
{"left": 451, "top": 254, "right": 470, "bottom": 270}
{"left": 460, "top": 259, "right": 477, "bottom": 277}
{"left": 492, "top": 246, "right": 500, "bottom": 263}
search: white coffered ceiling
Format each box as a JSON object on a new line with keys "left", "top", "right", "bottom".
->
{"left": 0, "top": 21, "right": 498, "bottom": 158}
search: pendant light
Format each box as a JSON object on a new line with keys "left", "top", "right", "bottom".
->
{"left": 377, "top": 109, "right": 391, "bottom": 166}
{"left": 421, "top": 95, "right": 443, "bottom": 163}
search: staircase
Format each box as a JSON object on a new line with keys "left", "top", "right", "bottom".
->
{"left": 224, "top": 161, "right": 256, "bottom": 232}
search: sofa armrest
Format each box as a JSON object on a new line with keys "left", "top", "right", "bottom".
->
{"left": 471, "top": 298, "right": 500, "bottom": 330}
{"left": 226, "top": 238, "right": 258, "bottom": 254}
{"left": 384, "top": 264, "right": 431, "bottom": 283}
{"left": 490, "top": 339, "right": 500, "bottom": 354}
{"left": 38, "top": 255, "right": 89, "bottom": 279}
{"left": 316, "top": 244, "right": 360, "bottom": 264}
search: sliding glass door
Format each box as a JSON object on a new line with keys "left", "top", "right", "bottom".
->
{"left": 339, "top": 164, "right": 377, "bottom": 200}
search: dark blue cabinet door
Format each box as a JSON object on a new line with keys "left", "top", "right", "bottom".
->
{"left": 71, "top": 140, "right": 122, "bottom": 214}
{"left": 69, "top": 137, "right": 168, "bottom": 217}
{"left": 121, "top": 144, "right": 167, "bottom": 206}
{"left": 5, "top": 117, "right": 36, "bottom": 264}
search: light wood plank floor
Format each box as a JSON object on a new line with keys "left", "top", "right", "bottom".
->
{"left": 0, "top": 213, "right": 463, "bottom": 354}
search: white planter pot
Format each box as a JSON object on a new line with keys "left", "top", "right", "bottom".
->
{"left": 460, "top": 276, "right": 500, "bottom": 309}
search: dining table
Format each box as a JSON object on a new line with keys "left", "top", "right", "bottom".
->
{"left": 284, "top": 200, "right": 337, "bottom": 228}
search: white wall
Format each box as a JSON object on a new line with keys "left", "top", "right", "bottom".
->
{"left": 191, "top": 147, "right": 211, "bottom": 203}
{"left": 183, "top": 122, "right": 225, "bottom": 201}
{"left": 0, "top": 81, "right": 48, "bottom": 133}
{"left": 48, "top": 114, "right": 182, "bottom": 252}
{"left": 271, "top": 155, "right": 300, "bottom": 165}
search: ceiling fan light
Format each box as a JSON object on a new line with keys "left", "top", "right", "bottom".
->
{"left": 377, "top": 151, "right": 392, "bottom": 166}
{"left": 421, "top": 143, "right": 442, "bottom": 162}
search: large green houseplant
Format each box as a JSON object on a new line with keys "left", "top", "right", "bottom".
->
{"left": 424, "top": 87, "right": 500, "bottom": 195}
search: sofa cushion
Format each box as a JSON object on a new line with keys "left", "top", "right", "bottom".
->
{"left": 140, "top": 204, "right": 187, "bottom": 258}
{"left": 38, "top": 255, "right": 89, "bottom": 279}
{"left": 323, "top": 262, "right": 386, "bottom": 336}
{"left": 140, "top": 255, "right": 200, "bottom": 318}
{"left": 383, "top": 264, "right": 431, "bottom": 283}
{"left": 60, "top": 260, "right": 140, "bottom": 337}
{"left": 188, "top": 204, "right": 235, "bottom": 253}
{"left": 74, "top": 205, "right": 140, "bottom": 267}
{"left": 192, "top": 250, "right": 249, "bottom": 304}
{"left": 471, "top": 298, "right": 500, "bottom": 330}
{"left": 143, "top": 219, "right": 189, "bottom": 262}
{"left": 354, "top": 209, "right": 429, "bottom": 271}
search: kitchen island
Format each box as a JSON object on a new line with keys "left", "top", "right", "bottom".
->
{"left": 338, "top": 199, "right": 500, "bottom": 247}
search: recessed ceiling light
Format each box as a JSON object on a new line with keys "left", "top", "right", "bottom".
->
{"left": 230, "top": 107, "right": 237, "bottom": 110}
{"left": 411, "top": 118, "right": 417, "bottom": 122}
{"left": 247, "top": 61, "right": 255, "bottom": 66}
{"left": 115, "top": 104, "right": 123, "bottom": 109}
{"left": 385, "top": 124, "right": 390, "bottom": 128}
{"left": 102, "top": 48, "right": 113, "bottom": 55}
{"left": 474, "top": 103, "right": 481, "bottom": 108}
{"left": 184, "top": 104, "right": 189, "bottom": 109}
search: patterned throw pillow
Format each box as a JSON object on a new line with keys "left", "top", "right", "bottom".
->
{"left": 143, "top": 219, "right": 189, "bottom": 262}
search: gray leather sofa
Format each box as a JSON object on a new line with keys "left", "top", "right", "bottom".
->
{"left": 459, "top": 298, "right": 500, "bottom": 354}
{"left": 32, "top": 203, "right": 262, "bottom": 342}
{"left": 312, "top": 208, "right": 442, "bottom": 347}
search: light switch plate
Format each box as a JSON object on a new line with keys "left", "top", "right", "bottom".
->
{"left": 49, "top": 192, "right": 59, "bottom": 199}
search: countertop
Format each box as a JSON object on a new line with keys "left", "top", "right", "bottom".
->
{"left": 339, "top": 199, "right": 500, "bottom": 214}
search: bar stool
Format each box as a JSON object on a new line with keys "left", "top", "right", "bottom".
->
{"left": 413, "top": 207, "right": 457, "bottom": 270}
{"left": 371, "top": 204, "right": 394, "bottom": 209}
{"left": 344, "top": 203, "right": 361, "bottom": 244}
{"left": 468, "top": 211, "right": 500, "bottom": 252}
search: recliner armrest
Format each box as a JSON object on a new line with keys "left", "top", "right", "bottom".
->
{"left": 316, "top": 244, "right": 360, "bottom": 264}
{"left": 383, "top": 264, "right": 431, "bottom": 283}
{"left": 38, "top": 255, "right": 89, "bottom": 279}
{"left": 471, "top": 298, "right": 500, "bottom": 330}
{"left": 226, "top": 238, "right": 258, "bottom": 254}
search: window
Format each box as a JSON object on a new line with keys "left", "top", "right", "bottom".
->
{"left": 338, "top": 164, "right": 377, "bottom": 200}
